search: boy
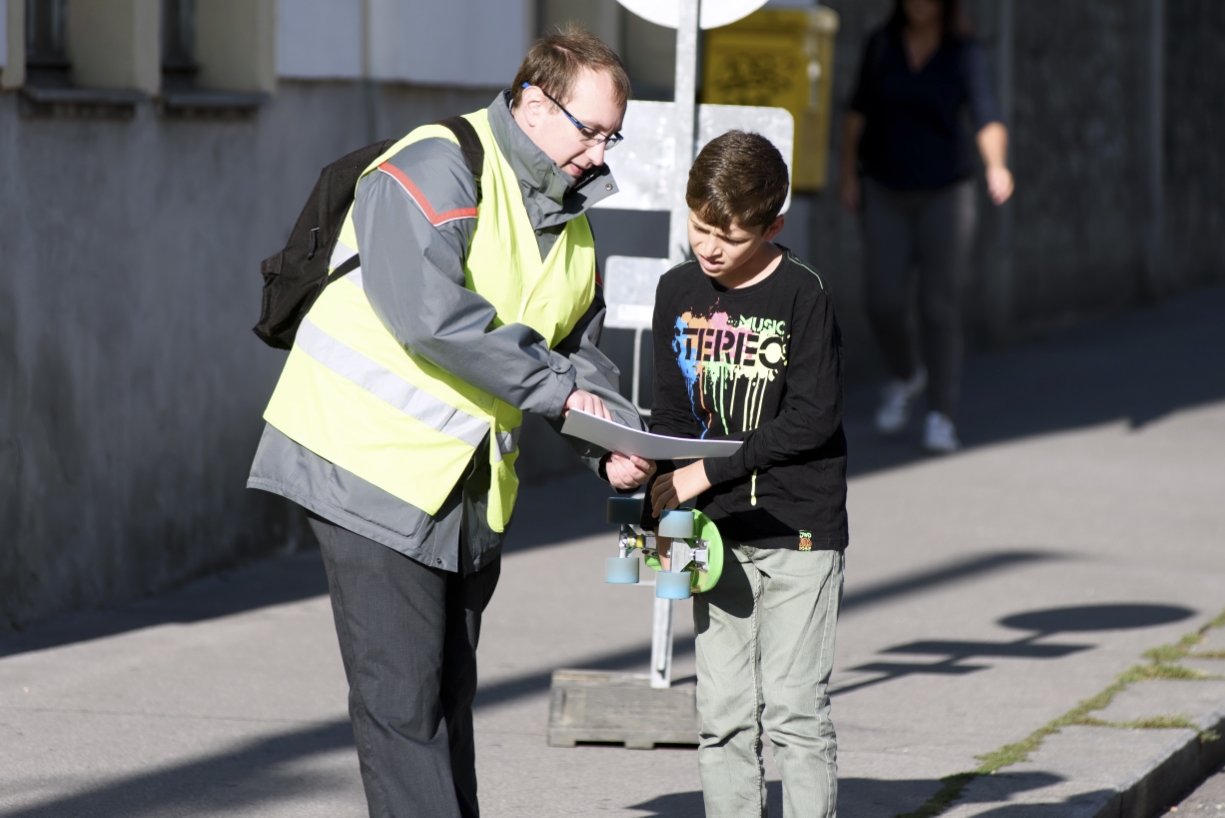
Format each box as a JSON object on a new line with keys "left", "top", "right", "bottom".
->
{"left": 647, "top": 131, "right": 848, "bottom": 818}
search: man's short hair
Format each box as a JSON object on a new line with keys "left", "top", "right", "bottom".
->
{"left": 511, "top": 23, "right": 631, "bottom": 109}
{"left": 686, "top": 131, "right": 790, "bottom": 232}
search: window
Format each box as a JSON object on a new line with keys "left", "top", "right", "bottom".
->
{"left": 25, "top": 0, "right": 69, "bottom": 86}
{"left": 162, "top": 0, "right": 197, "bottom": 91}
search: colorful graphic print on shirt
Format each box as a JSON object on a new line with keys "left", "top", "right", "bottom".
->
{"left": 672, "top": 309, "right": 788, "bottom": 437}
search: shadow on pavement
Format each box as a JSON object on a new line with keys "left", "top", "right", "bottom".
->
{"left": 0, "top": 720, "right": 355, "bottom": 818}
{"left": 629, "top": 772, "right": 1066, "bottom": 817}
{"left": 833, "top": 603, "right": 1198, "bottom": 697}
{"left": 474, "top": 636, "right": 695, "bottom": 710}
{"left": 847, "top": 284, "right": 1225, "bottom": 476}
{"left": 0, "top": 551, "right": 329, "bottom": 660}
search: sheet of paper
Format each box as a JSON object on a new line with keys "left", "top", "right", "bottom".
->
{"left": 559, "top": 410, "right": 743, "bottom": 460}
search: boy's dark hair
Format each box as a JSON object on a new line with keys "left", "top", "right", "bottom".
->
{"left": 512, "top": 22, "right": 631, "bottom": 109}
{"left": 686, "top": 131, "right": 789, "bottom": 232}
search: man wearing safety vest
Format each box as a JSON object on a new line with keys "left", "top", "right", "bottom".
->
{"left": 248, "top": 27, "right": 653, "bottom": 818}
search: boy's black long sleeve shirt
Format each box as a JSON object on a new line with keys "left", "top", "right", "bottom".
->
{"left": 648, "top": 251, "right": 849, "bottom": 551}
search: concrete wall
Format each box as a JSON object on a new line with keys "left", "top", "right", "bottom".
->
{"left": 0, "top": 82, "right": 495, "bottom": 632}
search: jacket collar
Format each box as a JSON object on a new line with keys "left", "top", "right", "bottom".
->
{"left": 486, "top": 91, "right": 619, "bottom": 230}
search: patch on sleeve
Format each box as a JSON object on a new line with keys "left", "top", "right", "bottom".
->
{"left": 798, "top": 530, "right": 813, "bottom": 551}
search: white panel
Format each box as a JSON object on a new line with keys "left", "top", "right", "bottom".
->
{"left": 370, "top": 0, "right": 528, "bottom": 87}
{"left": 276, "top": 0, "right": 362, "bottom": 79}
{"left": 595, "top": 100, "right": 795, "bottom": 214}
{"left": 616, "top": 0, "right": 768, "bottom": 30}
{"left": 604, "top": 256, "right": 671, "bottom": 329}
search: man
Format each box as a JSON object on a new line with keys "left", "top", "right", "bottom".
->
{"left": 248, "top": 27, "right": 653, "bottom": 818}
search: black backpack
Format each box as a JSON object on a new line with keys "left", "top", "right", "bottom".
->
{"left": 253, "top": 116, "right": 485, "bottom": 350}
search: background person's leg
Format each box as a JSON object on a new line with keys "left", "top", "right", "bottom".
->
{"left": 862, "top": 178, "right": 921, "bottom": 382}
{"left": 310, "top": 513, "right": 462, "bottom": 818}
{"left": 693, "top": 545, "right": 768, "bottom": 818}
{"left": 914, "top": 179, "right": 978, "bottom": 419}
{"left": 755, "top": 548, "right": 844, "bottom": 818}
{"left": 441, "top": 556, "right": 501, "bottom": 818}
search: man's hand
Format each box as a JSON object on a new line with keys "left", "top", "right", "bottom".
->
{"left": 650, "top": 460, "right": 712, "bottom": 518}
{"left": 605, "top": 453, "right": 655, "bottom": 490}
{"left": 563, "top": 389, "right": 611, "bottom": 421}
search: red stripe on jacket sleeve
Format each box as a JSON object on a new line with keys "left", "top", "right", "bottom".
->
{"left": 378, "top": 162, "right": 478, "bottom": 226}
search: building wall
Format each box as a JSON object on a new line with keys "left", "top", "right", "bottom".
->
{"left": 0, "top": 81, "right": 496, "bottom": 632}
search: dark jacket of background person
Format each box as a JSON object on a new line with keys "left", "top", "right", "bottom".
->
{"left": 851, "top": 26, "right": 1001, "bottom": 191}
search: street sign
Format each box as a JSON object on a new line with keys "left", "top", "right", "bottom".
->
{"left": 616, "top": 0, "right": 769, "bottom": 30}
{"left": 595, "top": 101, "right": 795, "bottom": 214}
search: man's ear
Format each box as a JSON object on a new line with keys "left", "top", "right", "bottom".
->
{"left": 517, "top": 87, "right": 546, "bottom": 128}
{"left": 763, "top": 214, "right": 786, "bottom": 242}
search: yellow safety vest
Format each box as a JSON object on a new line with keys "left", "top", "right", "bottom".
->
{"left": 263, "top": 110, "right": 596, "bottom": 532}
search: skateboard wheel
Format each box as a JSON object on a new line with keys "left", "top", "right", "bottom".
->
{"left": 656, "top": 571, "right": 692, "bottom": 600}
{"left": 607, "top": 496, "right": 644, "bottom": 525}
{"left": 657, "top": 509, "right": 694, "bottom": 539}
{"left": 605, "top": 556, "right": 640, "bottom": 584}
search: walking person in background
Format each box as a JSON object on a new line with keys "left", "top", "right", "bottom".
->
{"left": 838, "top": 0, "right": 1014, "bottom": 453}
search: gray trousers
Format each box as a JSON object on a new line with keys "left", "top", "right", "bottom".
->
{"left": 694, "top": 545, "right": 845, "bottom": 818}
{"left": 309, "top": 513, "right": 500, "bottom": 818}
{"left": 862, "top": 177, "right": 977, "bottom": 417}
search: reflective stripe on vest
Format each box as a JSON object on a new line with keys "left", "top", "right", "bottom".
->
{"left": 294, "top": 316, "right": 489, "bottom": 450}
{"left": 262, "top": 110, "right": 596, "bottom": 529}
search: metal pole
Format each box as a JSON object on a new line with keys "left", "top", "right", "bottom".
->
{"left": 649, "top": 596, "right": 675, "bottom": 688}
{"left": 649, "top": 0, "right": 700, "bottom": 690}
{"left": 668, "top": 0, "right": 700, "bottom": 264}
{"left": 992, "top": 0, "right": 1014, "bottom": 343}
{"left": 1144, "top": 0, "right": 1165, "bottom": 299}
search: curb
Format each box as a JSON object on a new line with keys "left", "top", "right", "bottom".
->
{"left": 1099, "top": 702, "right": 1225, "bottom": 818}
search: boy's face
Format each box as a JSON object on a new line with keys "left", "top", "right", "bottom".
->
{"left": 687, "top": 211, "right": 785, "bottom": 284}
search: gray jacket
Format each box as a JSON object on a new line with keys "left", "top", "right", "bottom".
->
{"left": 248, "top": 92, "right": 643, "bottom": 572}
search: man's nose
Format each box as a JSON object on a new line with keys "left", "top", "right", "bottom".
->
{"left": 585, "top": 141, "right": 607, "bottom": 166}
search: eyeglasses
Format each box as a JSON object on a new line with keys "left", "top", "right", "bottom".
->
{"left": 521, "top": 83, "right": 624, "bottom": 150}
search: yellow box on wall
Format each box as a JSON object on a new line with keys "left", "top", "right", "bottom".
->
{"left": 702, "top": 6, "right": 840, "bottom": 191}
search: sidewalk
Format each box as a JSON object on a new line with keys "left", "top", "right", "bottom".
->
{"left": 1, "top": 286, "right": 1223, "bottom": 817}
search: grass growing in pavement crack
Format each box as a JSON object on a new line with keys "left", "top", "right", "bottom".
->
{"left": 1075, "top": 714, "right": 1221, "bottom": 742}
{"left": 893, "top": 607, "right": 1225, "bottom": 818}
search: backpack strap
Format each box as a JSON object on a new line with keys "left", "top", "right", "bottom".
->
{"left": 329, "top": 123, "right": 481, "bottom": 286}
{"left": 438, "top": 116, "right": 485, "bottom": 205}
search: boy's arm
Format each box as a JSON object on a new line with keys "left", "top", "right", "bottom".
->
{"left": 702, "top": 293, "right": 843, "bottom": 486}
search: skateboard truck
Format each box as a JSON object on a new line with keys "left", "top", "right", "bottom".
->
{"left": 604, "top": 497, "right": 723, "bottom": 600}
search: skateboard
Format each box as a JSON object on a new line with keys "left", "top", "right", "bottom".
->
{"left": 604, "top": 497, "right": 724, "bottom": 599}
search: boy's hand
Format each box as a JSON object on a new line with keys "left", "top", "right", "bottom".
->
{"left": 563, "top": 389, "right": 612, "bottom": 421}
{"left": 650, "top": 460, "right": 712, "bottom": 517}
{"left": 605, "top": 453, "right": 655, "bottom": 490}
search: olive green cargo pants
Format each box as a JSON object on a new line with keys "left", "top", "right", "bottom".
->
{"left": 693, "top": 544, "right": 844, "bottom": 818}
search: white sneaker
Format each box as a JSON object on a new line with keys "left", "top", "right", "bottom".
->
{"left": 923, "top": 411, "right": 961, "bottom": 454}
{"left": 875, "top": 366, "right": 927, "bottom": 434}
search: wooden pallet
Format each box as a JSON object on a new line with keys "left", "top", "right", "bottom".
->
{"left": 546, "top": 669, "right": 699, "bottom": 750}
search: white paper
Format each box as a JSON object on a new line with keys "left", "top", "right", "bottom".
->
{"left": 560, "top": 410, "right": 743, "bottom": 460}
